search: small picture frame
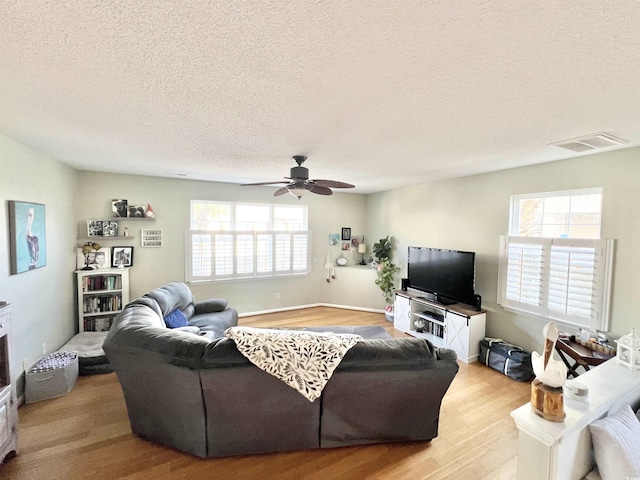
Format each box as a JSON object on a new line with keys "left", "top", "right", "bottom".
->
{"left": 112, "top": 246, "right": 134, "bottom": 267}
{"left": 128, "top": 205, "right": 146, "bottom": 218}
{"left": 329, "top": 233, "right": 339, "bottom": 246}
{"left": 76, "top": 247, "right": 111, "bottom": 270}
{"left": 87, "top": 220, "right": 103, "bottom": 236}
{"left": 341, "top": 242, "right": 350, "bottom": 251}
{"left": 341, "top": 227, "right": 351, "bottom": 241}
{"left": 112, "top": 199, "right": 128, "bottom": 217}
{"left": 102, "top": 220, "right": 118, "bottom": 237}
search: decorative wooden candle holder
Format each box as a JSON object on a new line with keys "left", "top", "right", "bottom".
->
{"left": 531, "top": 379, "right": 565, "bottom": 422}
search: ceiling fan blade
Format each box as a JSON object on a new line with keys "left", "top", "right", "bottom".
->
{"left": 241, "top": 180, "right": 288, "bottom": 186}
{"left": 273, "top": 187, "right": 290, "bottom": 196}
{"left": 311, "top": 179, "right": 355, "bottom": 189}
{"left": 309, "top": 185, "right": 333, "bottom": 195}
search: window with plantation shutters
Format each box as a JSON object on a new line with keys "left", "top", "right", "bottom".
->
{"left": 498, "top": 188, "right": 614, "bottom": 331}
{"left": 186, "top": 201, "right": 310, "bottom": 282}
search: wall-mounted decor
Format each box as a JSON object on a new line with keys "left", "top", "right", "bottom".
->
{"left": 76, "top": 246, "right": 111, "bottom": 270}
{"left": 112, "top": 246, "right": 134, "bottom": 267}
{"left": 329, "top": 234, "right": 339, "bottom": 246}
{"left": 341, "top": 242, "right": 350, "bottom": 251}
{"left": 141, "top": 229, "right": 163, "bottom": 248}
{"left": 341, "top": 227, "right": 351, "bottom": 241}
{"left": 8, "top": 200, "right": 47, "bottom": 274}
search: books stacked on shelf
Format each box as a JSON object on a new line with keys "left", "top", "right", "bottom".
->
{"left": 83, "top": 316, "right": 113, "bottom": 332}
{"left": 83, "top": 294, "right": 123, "bottom": 314}
{"left": 424, "top": 321, "right": 445, "bottom": 339}
{"left": 82, "top": 275, "right": 123, "bottom": 292}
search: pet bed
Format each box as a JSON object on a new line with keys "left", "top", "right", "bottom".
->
{"left": 58, "top": 332, "right": 113, "bottom": 375}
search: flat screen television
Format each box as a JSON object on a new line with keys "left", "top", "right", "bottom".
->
{"left": 407, "top": 246, "right": 476, "bottom": 306}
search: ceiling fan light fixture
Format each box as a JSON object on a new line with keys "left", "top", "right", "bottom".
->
{"left": 288, "top": 187, "right": 309, "bottom": 199}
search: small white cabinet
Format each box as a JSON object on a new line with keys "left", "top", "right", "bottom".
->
{"left": 76, "top": 268, "right": 130, "bottom": 332}
{"left": 394, "top": 291, "right": 486, "bottom": 363}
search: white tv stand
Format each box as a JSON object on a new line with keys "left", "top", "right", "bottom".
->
{"left": 394, "top": 289, "right": 486, "bottom": 363}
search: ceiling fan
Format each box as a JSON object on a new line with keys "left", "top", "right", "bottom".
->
{"left": 241, "top": 155, "right": 355, "bottom": 199}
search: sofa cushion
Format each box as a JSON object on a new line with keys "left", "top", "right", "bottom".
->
{"left": 589, "top": 404, "right": 640, "bottom": 480}
{"left": 164, "top": 309, "right": 189, "bottom": 329}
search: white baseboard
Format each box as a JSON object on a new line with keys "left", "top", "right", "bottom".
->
{"left": 238, "top": 303, "right": 385, "bottom": 318}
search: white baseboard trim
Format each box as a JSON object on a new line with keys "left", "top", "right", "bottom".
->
{"left": 238, "top": 303, "right": 385, "bottom": 318}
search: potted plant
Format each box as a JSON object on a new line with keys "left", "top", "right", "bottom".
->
{"left": 372, "top": 236, "right": 399, "bottom": 321}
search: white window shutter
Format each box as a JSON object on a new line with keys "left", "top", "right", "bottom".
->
{"left": 187, "top": 231, "right": 213, "bottom": 280}
{"left": 214, "top": 234, "right": 234, "bottom": 277}
{"left": 498, "top": 236, "right": 614, "bottom": 331}
{"left": 186, "top": 230, "right": 310, "bottom": 282}
{"left": 500, "top": 236, "right": 546, "bottom": 316}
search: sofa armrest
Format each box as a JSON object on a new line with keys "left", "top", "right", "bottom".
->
{"left": 194, "top": 298, "right": 228, "bottom": 314}
{"left": 436, "top": 348, "right": 458, "bottom": 362}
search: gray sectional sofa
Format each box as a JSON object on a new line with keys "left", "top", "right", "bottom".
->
{"left": 103, "top": 282, "right": 459, "bottom": 457}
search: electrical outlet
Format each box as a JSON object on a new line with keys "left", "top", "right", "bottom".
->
{"left": 42, "top": 343, "right": 47, "bottom": 355}
{"left": 276, "top": 292, "right": 281, "bottom": 299}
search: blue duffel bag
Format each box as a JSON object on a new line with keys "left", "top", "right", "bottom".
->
{"left": 478, "top": 337, "right": 534, "bottom": 382}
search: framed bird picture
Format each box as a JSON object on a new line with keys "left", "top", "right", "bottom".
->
{"left": 8, "top": 200, "right": 47, "bottom": 274}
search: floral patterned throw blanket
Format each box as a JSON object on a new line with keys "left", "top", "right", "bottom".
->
{"left": 224, "top": 326, "right": 362, "bottom": 402}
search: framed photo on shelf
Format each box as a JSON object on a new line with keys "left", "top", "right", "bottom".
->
{"left": 87, "top": 220, "right": 104, "bottom": 236}
{"left": 8, "top": 200, "right": 47, "bottom": 274}
{"left": 112, "top": 199, "right": 128, "bottom": 217}
{"left": 102, "top": 220, "right": 118, "bottom": 237}
{"left": 76, "top": 247, "right": 111, "bottom": 270}
{"left": 112, "top": 246, "right": 134, "bottom": 267}
{"left": 128, "top": 205, "right": 146, "bottom": 218}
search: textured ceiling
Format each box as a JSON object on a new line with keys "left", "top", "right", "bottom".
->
{"left": 1, "top": 1, "right": 640, "bottom": 194}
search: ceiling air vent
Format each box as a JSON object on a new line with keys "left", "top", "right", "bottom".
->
{"left": 550, "top": 133, "right": 627, "bottom": 153}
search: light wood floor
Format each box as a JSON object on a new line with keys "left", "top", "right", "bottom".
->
{"left": 0, "top": 307, "right": 531, "bottom": 480}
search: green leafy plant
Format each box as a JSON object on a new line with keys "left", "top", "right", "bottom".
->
{"left": 372, "top": 236, "right": 399, "bottom": 305}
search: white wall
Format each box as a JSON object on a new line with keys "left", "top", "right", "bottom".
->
{"left": 367, "top": 147, "right": 640, "bottom": 353}
{"left": 75, "top": 171, "right": 380, "bottom": 313}
{"left": 0, "top": 134, "right": 78, "bottom": 390}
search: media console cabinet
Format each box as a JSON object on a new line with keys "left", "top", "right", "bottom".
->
{"left": 394, "top": 290, "right": 486, "bottom": 363}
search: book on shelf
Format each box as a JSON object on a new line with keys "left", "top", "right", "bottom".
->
{"left": 82, "top": 294, "right": 123, "bottom": 314}
{"left": 82, "top": 275, "right": 123, "bottom": 292}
